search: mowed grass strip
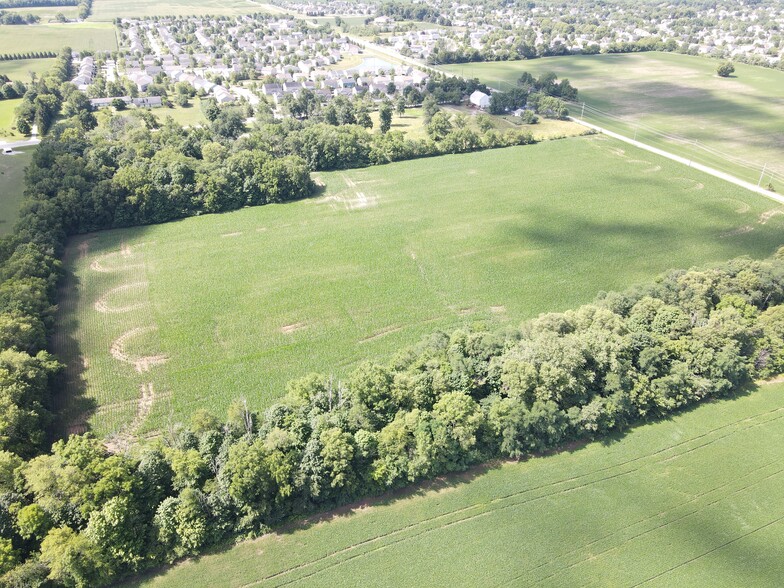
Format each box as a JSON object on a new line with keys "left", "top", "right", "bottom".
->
{"left": 124, "top": 382, "right": 784, "bottom": 587}
{"left": 56, "top": 135, "right": 784, "bottom": 437}
{"left": 445, "top": 52, "right": 784, "bottom": 186}
{"left": 0, "top": 23, "right": 117, "bottom": 54}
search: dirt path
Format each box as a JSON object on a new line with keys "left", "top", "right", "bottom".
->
{"left": 571, "top": 119, "right": 784, "bottom": 205}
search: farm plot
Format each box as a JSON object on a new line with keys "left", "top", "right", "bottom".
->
{"left": 54, "top": 135, "right": 784, "bottom": 439}
{"left": 124, "top": 381, "right": 784, "bottom": 587}
{"left": 0, "top": 23, "right": 117, "bottom": 53}
{"left": 446, "top": 52, "right": 784, "bottom": 187}
{"left": 0, "top": 57, "right": 55, "bottom": 82}
{"left": 89, "top": 0, "right": 285, "bottom": 20}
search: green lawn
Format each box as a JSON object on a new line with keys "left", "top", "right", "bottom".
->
{"left": 124, "top": 380, "right": 784, "bottom": 587}
{"left": 445, "top": 52, "right": 784, "bottom": 187}
{"left": 54, "top": 135, "right": 784, "bottom": 438}
{"left": 90, "top": 0, "right": 280, "bottom": 20}
{"left": 0, "top": 147, "right": 32, "bottom": 236}
{"left": 0, "top": 22, "right": 117, "bottom": 54}
{"left": 0, "top": 57, "right": 55, "bottom": 82}
{"left": 97, "top": 99, "right": 208, "bottom": 129}
{"left": 0, "top": 98, "right": 23, "bottom": 140}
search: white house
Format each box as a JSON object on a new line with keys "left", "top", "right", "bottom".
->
{"left": 469, "top": 90, "right": 491, "bottom": 109}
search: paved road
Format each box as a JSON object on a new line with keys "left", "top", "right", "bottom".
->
{"left": 0, "top": 138, "right": 40, "bottom": 150}
{"left": 571, "top": 118, "right": 784, "bottom": 205}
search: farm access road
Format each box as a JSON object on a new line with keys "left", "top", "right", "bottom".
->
{"left": 571, "top": 118, "right": 784, "bottom": 206}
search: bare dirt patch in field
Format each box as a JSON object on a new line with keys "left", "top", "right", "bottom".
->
{"left": 490, "top": 305, "right": 507, "bottom": 314}
{"left": 360, "top": 325, "right": 402, "bottom": 343}
{"left": 221, "top": 231, "right": 243, "bottom": 238}
{"left": 758, "top": 209, "right": 783, "bottom": 225}
{"left": 280, "top": 322, "right": 307, "bottom": 334}
{"left": 720, "top": 225, "right": 754, "bottom": 238}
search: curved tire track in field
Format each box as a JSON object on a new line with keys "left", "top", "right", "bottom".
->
{"left": 247, "top": 407, "right": 784, "bottom": 587}
{"left": 109, "top": 327, "right": 168, "bottom": 373}
{"left": 94, "top": 282, "right": 149, "bottom": 313}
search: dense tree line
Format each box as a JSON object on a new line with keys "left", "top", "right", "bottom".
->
{"left": 1, "top": 249, "right": 783, "bottom": 585}
{"left": 0, "top": 11, "right": 39, "bottom": 24}
{"left": 0, "top": 77, "right": 26, "bottom": 101}
{"left": 375, "top": 2, "right": 450, "bottom": 26}
{"left": 0, "top": 0, "right": 75, "bottom": 8}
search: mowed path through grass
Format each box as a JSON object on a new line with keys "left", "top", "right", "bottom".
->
{"left": 0, "top": 148, "right": 32, "bottom": 235}
{"left": 55, "top": 135, "right": 784, "bottom": 438}
{"left": 125, "top": 381, "right": 784, "bottom": 587}
{"left": 446, "top": 52, "right": 784, "bottom": 187}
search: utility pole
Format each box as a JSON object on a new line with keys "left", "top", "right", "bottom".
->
{"left": 634, "top": 127, "right": 637, "bottom": 141}
{"left": 580, "top": 101, "right": 585, "bottom": 119}
{"left": 758, "top": 163, "right": 767, "bottom": 187}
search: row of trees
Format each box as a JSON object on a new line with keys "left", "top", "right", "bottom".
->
{"left": 2, "top": 248, "right": 783, "bottom": 585}
{"left": 0, "top": 11, "right": 39, "bottom": 24}
{"left": 0, "top": 0, "right": 75, "bottom": 8}
{"left": 0, "top": 77, "right": 26, "bottom": 101}
{"left": 0, "top": 52, "right": 57, "bottom": 62}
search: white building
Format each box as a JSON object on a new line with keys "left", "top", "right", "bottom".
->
{"left": 469, "top": 90, "right": 491, "bottom": 109}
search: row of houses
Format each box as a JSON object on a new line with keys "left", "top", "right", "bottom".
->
{"left": 70, "top": 56, "right": 95, "bottom": 91}
{"left": 89, "top": 96, "right": 163, "bottom": 109}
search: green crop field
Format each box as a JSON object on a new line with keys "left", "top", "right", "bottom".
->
{"left": 90, "top": 0, "right": 287, "bottom": 20}
{"left": 445, "top": 52, "right": 784, "bottom": 188}
{"left": 54, "top": 135, "right": 784, "bottom": 439}
{"left": 0, "top": 147, "right": 32, "bottom": 235}
{"left": 0, "top": 57, "right": 55, "bottom": 82}
{"left": 0, "top": 23, "right": 117, "bottom": 54}
{"left": 125, "top": 381, "right": 784, "bottom": 587}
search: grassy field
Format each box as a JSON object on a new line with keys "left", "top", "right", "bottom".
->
{"left": 445, "top": 52, "right": 784, "bottom": 187}
{"left": 0, "top": 57, "right": 55, "bottom": 82}
{"left": 54, "top": 135, "right": 784, "bottom": 439}
{"left": 0, "top": 23, "right": 117, "bottom": 53}
{"left": 0, "top": 147, "right": 31, "bottom": 235}
{"left": 370, "top": 106, "right": 586, "bottom": 141}
{"left": 90, "top": 0, "right": 283, "bottom": 20}
{"left": 125, "top": 381, "right": 784, "bottom": 587}
{"left": 0, "top": 99, "right": 23, "bottom": 140}
{"left": 96, "top": 100, "right": 208, "bottom": 129}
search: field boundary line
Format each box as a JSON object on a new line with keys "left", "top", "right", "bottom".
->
{"left": 570, "top": 118, "right": 784, "bottom": 206}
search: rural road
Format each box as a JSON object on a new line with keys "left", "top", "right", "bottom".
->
{"left": 0, "top": 138, "right": 40, "bottom": 150}
{"left": 571, "top": 118, "right": 784, "bottom": 206}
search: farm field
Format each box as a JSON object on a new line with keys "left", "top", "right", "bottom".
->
{"left": 0, "top": 147, "right": 32, "bottom": 235}
{"left": 125, "top": 381, "right": 784, "bottom": 587}
{"left": 0, "top": 57, "right": 55, "bottom": 82}
{"left": 0, "top": 23, "right": 117, "bottom": 54}
{"left": 445, "top": 52, "right": 784, "bottom": 187}
{"left": 54, "top": 135, "right": 784, "bottom": 439}
{"left": 90, "top": 0, "right": 285, "bottom": 20}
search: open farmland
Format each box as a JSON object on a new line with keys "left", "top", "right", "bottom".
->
{"left": 125, "top": 381, "right": 784, "bottom": 587}
{"left": 55, "top": 135, "right": 784, "bottom": 439}
{"left": 0, "top": 23, "right": 117, "bottom": 53}
{"left": 0, "top": 4, "right": 80, "bottom": 21}
{"left": 90, "top": 0, "right": 286, "bottom": 20}
{"left": 0, "top": 147, "right": 32, "bottom": 235}
{"left": 445, "top": 52, "right": 784, "bottom": 187}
